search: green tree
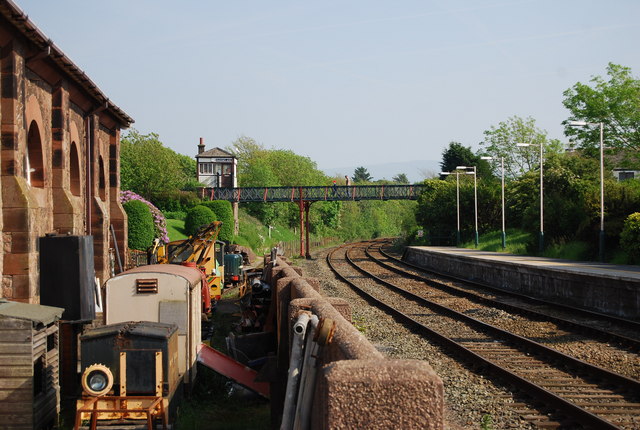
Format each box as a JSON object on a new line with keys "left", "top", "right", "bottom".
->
{"left": 392, "top": 173, "right": 410, "bottom": 184}
{"left": 599, "top": 176, "right": 640, "bottom": 247}
{"left": 176, "top": 153, "right": 202, "bottom": 191}
{"left": 480, "top": 116, "right": 563, "bottom": 178}
{"left": 226, "top": 135, "right": 265, "bottom": 175}
{"left": 440, "top": 142, "right": 492, "bottom": 178}
{"left": 229, "top": 136, "right": 326, "bottom": 187}
{"left": 121, "top": 129, "right": 191, "bottom": 200}
{"left": 563, "top": 63, "right": 640, "bottom": 150}
{"left": 416, "top": 179, "right": 458, "bottom": 244}
{"left": 314, "top": 201, "right": 341, "bottom": 230}
{"left": 506, "top": 153, "right": 600, "bottom": 249}
{"left": 266, "top": 149, "right": 326, "bottom": 186}
{"left": 416, "top": 176, "right": 500, "bottom": 245}
{"left": 620, "top": 212, "right": 640, "bottom": 262}
{"left": 353, "top": 167, "right": 373, "bottom": 183}
{"left": 227, "top": 136, "right": 331, "bottom": 229}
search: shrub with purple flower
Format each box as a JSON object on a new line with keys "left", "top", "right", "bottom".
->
{"left": 120, "top": 190, "right": 170, "bottom": 244}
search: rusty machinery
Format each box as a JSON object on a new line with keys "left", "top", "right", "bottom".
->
{"left": 74, "top": 322, "right": 180, "bottom": 429}
{"left": 152, "top": 221, "right": 226, "bottom": 305}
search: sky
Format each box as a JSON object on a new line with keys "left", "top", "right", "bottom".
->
{"left": 15, "top": 0, "right": 640, "bottom": 178}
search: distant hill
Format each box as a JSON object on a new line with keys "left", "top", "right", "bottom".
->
{"left": 322, "top": 159, "right": 440, "bottom": 183}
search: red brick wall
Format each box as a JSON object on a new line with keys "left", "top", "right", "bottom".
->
{"left": 0, "top": 16, "right": 129, "bottom": 303}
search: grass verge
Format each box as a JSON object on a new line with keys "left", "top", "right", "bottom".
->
{"left": 166, "top": 218, "right": 188, "bottom": 241}
{"left": 461, "top": 229, "right": 532, "bottom": 255}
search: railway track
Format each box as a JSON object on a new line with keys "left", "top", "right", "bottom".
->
{"left": 327, "top": 240, "right": 640, "bottom": 429}
{"left": 376, "top": 242, "right": 640, "bottom": 338}
{"left": 366, "top": 243, "right": 640, "bottom": 364}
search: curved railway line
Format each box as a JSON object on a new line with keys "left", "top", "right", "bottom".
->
{"left": 326, "top": 240, "right": 640, "bottom": 430}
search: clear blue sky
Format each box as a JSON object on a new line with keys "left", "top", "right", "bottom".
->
{"left": 16, "top": 0, "right": 640, "bottom": 173}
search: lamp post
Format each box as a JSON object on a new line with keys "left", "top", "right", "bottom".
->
{"left": 568, "top": 120, "right": 605, "bottom": 262}
{"left": 516, "top": 142, "right": 544, "bottom": 252}
{"left": 456, "top": 166, "right": 478, "bottom": 247}
{"left": 481, "top": 156, "right": 506, "bottom": 249}
{"left": 440, "top": 170, "right": 461, "bottom": 246}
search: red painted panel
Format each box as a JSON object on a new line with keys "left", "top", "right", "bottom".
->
{"left": 196, "top": 343, "right": 270, "bottom": 399}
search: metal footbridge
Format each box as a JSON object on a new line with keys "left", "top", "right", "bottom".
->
{"left": 200, "top": 184, "right": 425, "bottom": 203}
{"left": 199, "top": 184, "right": 425, "bottom": 259}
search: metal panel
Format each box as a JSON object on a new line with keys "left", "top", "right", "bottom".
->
{"left": 197, "top": 344, "right": 269, "bottom": 399}
{"left": 125, "top": 350, "right": 156, "bottom": 394}
{"left": 159, "top": 301, "right": 187, "bottom": 335}
{"left": 39, "top": 235, "right": 95, "bottom": 322}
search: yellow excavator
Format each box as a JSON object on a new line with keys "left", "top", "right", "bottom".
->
{"left": 150, "top": 221, "right": 226, "bottom": 305}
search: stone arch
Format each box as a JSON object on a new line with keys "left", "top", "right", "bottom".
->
{"left": 69, "top": 142, "right": 81, "bottom": 196}
{"left": 26, "top": 121, "right": 44, "bottom": 187}
{"left": 69, "top": 122, "right": 82, "bottom": 196}
{"left": 25, "top": 95, "right": 46, "bottom": 188}
{"left": 98, "top": 155, "right": 106, "bottom": 201}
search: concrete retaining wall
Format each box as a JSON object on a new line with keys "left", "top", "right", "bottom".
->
{"left": 403, "top": 247, "right": 640, "bottom": 320}
{"left": 264, "top": 256, "right": 444, "bottom": 429}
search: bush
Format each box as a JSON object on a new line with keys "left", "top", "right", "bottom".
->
{"left": 121, "top": 190, "right": 169, "bottom": 244}
{"left": 164, "top": 210, "right": 186, "bottom": 221}
{"left": 200, "top": 200, "right": 234, "bottom": 242}
{"left": 620, "top": 212, "right": 640, "bottom": 262}
{"left": 154, "top": 190, "right": 201, "bottom": 212}
{"left": 123, "top": 200, "right": 155, "bottom": 250}
{"left": 185, "top": 205, "right": 217, "bottom": 237}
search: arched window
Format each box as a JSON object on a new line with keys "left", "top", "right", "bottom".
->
{"left": 26, "top": 120, "right": 44, "bottom": 187}
{"left": 70, "top": 142, "right": 81, "bottom": 196}
{"left": 98, "top": 156, "right": 106, "bottom": 201}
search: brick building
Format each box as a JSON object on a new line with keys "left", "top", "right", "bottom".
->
{"left": 0, "top": 1, "right": 133, "bottom": 303}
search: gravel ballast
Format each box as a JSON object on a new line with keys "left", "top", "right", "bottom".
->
{"left": 297, "top": 247, "right": 539, "bottom": 430}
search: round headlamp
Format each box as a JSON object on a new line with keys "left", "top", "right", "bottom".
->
{"left": 81, "top": 364, "right": 114, "bottom": 396}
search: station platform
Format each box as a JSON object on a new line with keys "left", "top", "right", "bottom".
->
{"left": 403, "top": 247, "right": 640, "bottom": 320}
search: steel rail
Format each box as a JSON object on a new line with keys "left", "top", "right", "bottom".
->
{"left": 346, "top": 243, "right": 640, "bottom": 390}
{"left": 364, "top": 241, "right": 640, "bottom": 351}
{"left": 327, "top": 243, "right": 639, "bottom": 430}
{"left": 381, "top": 242, "right": 640, "bottom": 332}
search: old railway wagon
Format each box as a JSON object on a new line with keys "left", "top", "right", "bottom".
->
{"left": 0, "top": 299, "right": 63, "bottom": 430}
{"left": 75, "top": 263, "right": 206, "bottom": 428}
{"left": 104, "top": 264, "right": 202, "bottom": 388}
{"left": 75, "top": 321, "right": 180, "bottom": 427}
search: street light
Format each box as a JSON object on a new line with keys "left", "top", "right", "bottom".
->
{"left": 440, "top": 170, "right": 461, "bottom": 246}
{"left": 481, "top": 156, "right": 506, "bottom": 249}
{"left": 456, "top": 165, "right": 478, "bottom": 247}
{"left": 516, "top": 142, "right": 544, "bottom": 253}
{"left": 568, "top": 120, "right": 605, "bottom": 262}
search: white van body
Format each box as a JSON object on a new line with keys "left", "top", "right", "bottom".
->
{"left": 105, "top": 264, "right": 202, "bottom": 386}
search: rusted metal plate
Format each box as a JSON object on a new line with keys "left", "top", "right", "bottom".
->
{"left": 196, "top": 344, "right": 269, "bottom": 399}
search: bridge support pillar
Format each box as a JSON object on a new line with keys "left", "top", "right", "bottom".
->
{"left": 304, "top": 201, "right": 312, "bottom": 259}
{"left": 232, "top": 202, "right": 239, "bottom": 236}
{"left": 297, "top": 191, "right": 313, "bottom": 259}
{"left": 298, "top": 193, "right": 305, "bottom": 258}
